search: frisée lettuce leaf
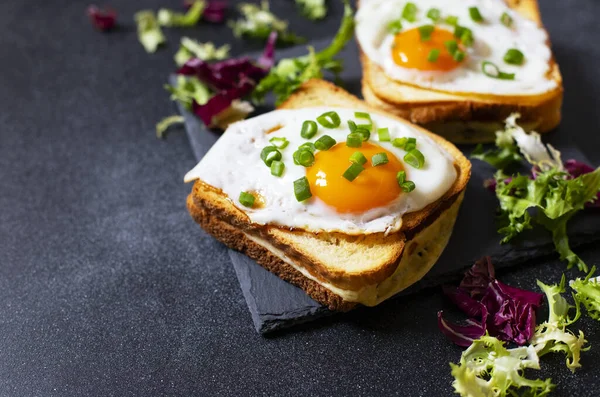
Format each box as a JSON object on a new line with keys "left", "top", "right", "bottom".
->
{"left": 450, "top": 335, "right": 554, "bottom": 397}
{"left": 571, "top": 267, "right": 600, "bottom": 321}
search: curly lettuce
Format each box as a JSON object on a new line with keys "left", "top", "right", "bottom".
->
{"left": 571, "top": 267, "right": 600, "bottom": 321}
{"left": 531, "top": 277, "right": 588, "bottom": 372}
{"left": 229, "top": 1, "right": 305, "bottom": 44}
{"left": 483, "top": 115, "right": 600, "bottom": 273}
{"left": 134, "top": 10, "right": 166, "bottom": 53}
{"left": 450, "top": 335, "right": 554, "bottom": 397}
{"left": 296, "top": 0, "right": 328, "bottom": 20}
{"left": 174, "top": 37, "right": 230, "bottom": 66}
{"left": 158, "top": 0, "right": 205, "bottom": 27}
{"left": 252, "top": 0, "right": 354, "bottom": 105}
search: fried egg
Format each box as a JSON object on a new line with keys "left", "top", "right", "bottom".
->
{"left": 356, "top": 0, "right": 558, "bottom": 96}
{"left": 185, "top": 108, "right": 457, "bottom": 234}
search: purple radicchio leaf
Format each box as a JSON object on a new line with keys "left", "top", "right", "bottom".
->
{"left": 437, "top": 311, "right": 486, "bottom": 348}
{"left": 257, "top": 31, "right": 278, "bottom": 70}
{"left": 480, "top": 280, "right": 543, "bottom": 345}
{"left": 459, "top": 256, "right": 496, "bottom": 298}
{"left": 184, "top": 0, "right": 228, "bottom": 23}
{"left": 191, "top": 77, "right": 255, "bottom": 127}
{"left": 87, "top": 5, "right": 117, "bottom": 31}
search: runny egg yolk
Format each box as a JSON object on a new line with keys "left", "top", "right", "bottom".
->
{"left": 392, "top": 27, "right": 464, "bottom": 72}
{"left": 306, "top": 142, "right": 404, "bottom": 214}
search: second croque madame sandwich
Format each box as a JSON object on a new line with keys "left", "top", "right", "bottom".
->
{"left": 185, "top": 80, "right": 471, "bottom": 311}
{"left": 355, "top": 0, "right": 563, "bottom": 143}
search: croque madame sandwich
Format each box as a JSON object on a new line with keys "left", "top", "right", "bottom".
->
{"left": 356, "top": 0, "right": 563, "bottom": 143}
{"left": 185, "top": 80, "right": 471, "bottom": 311}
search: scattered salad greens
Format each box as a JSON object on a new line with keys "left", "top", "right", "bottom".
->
{"left": 229, "top": 1, "right": 305, "bottom": 45}
{"left": 158, "top": 0, "right": 205, "bottom": 27}
{"left": 134, "top": 10, "right": 166, "bottom": 53}
{"left": 472, "top": 114, "right": 600, "bottom": 273}
{"left": 532, "top": 277, "right": 588, "bottom": 372}
{"left": 450, "top": 335, "right": 555, "bottom": 397}
{"left": 174, "top": 37, "right": 231, "bottom": 66}
{"left": 156, "top": 115, "right": 185, "bottom": 138}
{"left": 571, "top": 267, "right": 600, "bottom": 321}
{"left": 295, "top": 0, "right": 328, "bottom": 20}
{"left": 252, "top": 0, "right": 354, "bottom": 105}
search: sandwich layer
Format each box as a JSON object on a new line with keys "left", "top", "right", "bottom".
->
{"left": 185, "top": 79, "right": 471, "bottom": 310}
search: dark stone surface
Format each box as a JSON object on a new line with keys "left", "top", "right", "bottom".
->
{"left": 2, "top": 0, "right": 600, "bottom": 396}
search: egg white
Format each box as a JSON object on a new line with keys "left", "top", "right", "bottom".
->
{"left": 185, "top": 107, "right": 457, "bottom": 234}
{"left": 356, "top": 0, "right": 558, "bottom": 96}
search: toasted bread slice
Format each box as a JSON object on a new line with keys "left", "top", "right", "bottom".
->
{"left": 359, "top": 0, "right": 563, "bottom": 144}
{"left": 186, "top": 80, "right": 471, "bottom": 311}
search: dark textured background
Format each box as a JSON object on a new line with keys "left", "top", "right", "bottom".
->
{"left": 1, "top": 0, "right": 600, "bottom": 396}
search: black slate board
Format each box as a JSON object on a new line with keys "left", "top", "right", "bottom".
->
{"left": 178, "top": 39, "right": 600, "bottom": 334}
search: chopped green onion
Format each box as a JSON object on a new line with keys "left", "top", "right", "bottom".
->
{"left": 404, "top": 149, "right": 425, "bottom": 169}
{"left": 454, "top": 25, "right": 473, "bottom": 46}
{"left": 482, "top": 61, "right": 515, "bottom": 80}
{"left": 316, "top": 111, "right": 341, "bottom": 128}
{"left": 426, "top": 8, "right": 440, "bottom": 22}
{"left": 355, "top": 127, "right": 371, "bottom": 142}
{"left": 342, "top": 163, "right": 365, "bottom": 182}
{"left": 401, "top": 180, "right": 416, "bottom": 192}
{"left": 299, "top": 142, "right": 316, "bottom": 153}
{"left": 239, "top": 191, "right": 256, "bottom": 207}
{"left": 469, "top": 6, "right": 483, "bottom": 23}
{"left": 397, "top": 170, "right": 407, "bottom": 184}
{"left": 402, "top": 2, "right": 418, "bottom": 22}
{"left": 354, "top": 111, "right": 371, "bottom": 121}
{"left": 388, "top": 19, "right": 403, "bottom": 34}
{"left": 504, "top": 48, "right": 524, "bottom": 65}
{"left": 372, "top": 153, "right": 389, "bottom": 167}
{"left": 350, "top": 151, "right": 367, "bottom": 165}
{"left": 453, "top": 50, "right": 465, "bottom": 62}
{"left": 427, "top": 49, "right": 440, "bottom": 63}
{"left": 347, "top": 120, "right": 357, "bottom": 132}
{"left": 300, "top": 120, "right": 318, "bottom": 139}
{"left": 396, "top": 171, "right": 416, "bottom": 192}
{"left": 445, "top": 15, "right": 458, "bottom": 26}
{"left": 500, "top": 12, "right": 513, "bottom": 27}
{"left": 269, "top": 137, "right": 289, "bottom": 149}
{"left": 293, "top": 177, "right": 312, "bottom": 201}
{"left": 460, "top": 28, "right": 474, "bottom": 47}
{"left": 260, "top": 146, "right": 282, "bottom": 166}
{"left": 377, "top": 127, "right": 391, "bottom": 142}
{"left": 293, "top": 148, "right": 315, "bottom": 167}
{"left": 314, "top": 135, "right": 337, "bottom": 151}
{"left": 392, "top": 137, "right": 408, "bottom": 148}
{"left": 404, "top": 137, "right": 417, "bottom": 151}
{"left": 270, "top": 160, "right": 285, "bottom": 177}
{"left": 346, "top": 133, "right": 363, "bottom": 148}
{"left": 445, "top": 40, "right": 458, "bottom": 55}
{"left": 418, "top": 24, "right": 435, "bottom": 41}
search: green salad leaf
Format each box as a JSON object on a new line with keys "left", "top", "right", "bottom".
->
{"left": 486, "top": 115, "right": 600, "bottom": 273}
{"left": 571, "top": 267, "right": 600, "bottom": 321}
{"left": 531, "top": 278, "right": 588, "bottom": 372}
{"left": 164, "top": 75, "right": 211, "bottom": 110}
{"left": 174, "top": 37, "right": 231, "bottom": 66}
{"left": 252, "top": 0, "right": 354, "bottom": 105}
{"left": 134, "top": 10, "right": 167, "bottom": 53}
{"left": 296, "top": 0, "right": 328, "bottom": 20}
{"left": 156, "top": 115, "right": 185, "bottom": 139}
{"left": 471, "top": 125, "right": 522, "bottom": 170}
{"left": 450, "top": 335, "right": 554, "bottom": 397}
{"left": 229, "top": 1, "right": 305, "bottom": 44}
{"left": 158, "top": 0, "right": 205, "bottom": 27}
